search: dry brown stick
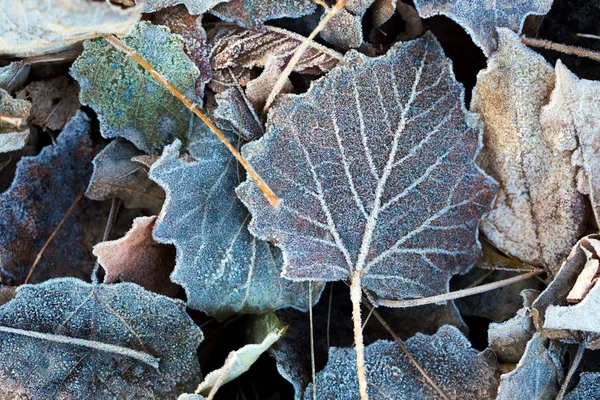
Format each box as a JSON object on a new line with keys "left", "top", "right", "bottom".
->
{"left": 205, "top": 355, "right": 237, "bottom": 400}
{"left": 521, "top": 37, "right": 600, "bottom": 62}
{"left": 378, "top": 269, "right": 543, "bottom": 308}
{"left": 102, "top": 34, "right": 281, "bottom": 208}
{"left": 556, "top": 344, "right": 584, "bottom": 400}
{"left": 361, "top": 299, "right": 450, "bottom": 400}
{"left": 24, "top": 193, "right": 83, "bottom": 284}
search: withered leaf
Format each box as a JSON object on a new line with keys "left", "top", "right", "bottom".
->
{"left": 93, "top": 216, "right": 179, "bottom": 297}
{"left": 0, "top": 0, "right": 141, "bottom": 57}
{"left": 71, "top": 22, "right": 200, "bottom": 155}
{"left": 149, "top": 128, "right": 321, "bottom": 320}
{"left": 0, "top": 278, "right": 202, "bottom": 399}
{"left": 214, "top": 87, "right": 264, "bottom": 141}
{"left": 413, "top": 0, "right": 553, "bottom": 56}
{"left": 17, "top": 76, "right": 81, "bottom": 132}
{"left": 211, "top": 0, "right": 316, "bottom": 27}
{"left": 86, "top": 139, "right": 165, "bottom": 214}
{"left": 245, "top": 56, "right": 294, "bottom": 113}
{"left": 141, "top": 0, "right": 228, "bottom": 13}
{"left": 472, "top": 29, "right": 586, "bottom": 276}
{"left": 0, "top": 88, "right": 30, "bottom": 153}
{"left": 305, "top": 325, "right": 500, "bottom": 399}
{"left": 237, "top": 32, "right": 497, "bottom": 304}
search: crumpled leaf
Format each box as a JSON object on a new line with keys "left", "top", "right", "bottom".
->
{"left": 71, "top": 22, "right": 200, "bottom": 155}
{"left": 0, "top": 0, "right": 141, "bottom": 57}
{"left": 305, "top": 325, "right": 500, "bottom": 399}
{"left": 0, "top": 111, "right": 104, "bottom": 285}
{"left": 86, "top": 139, "right": 165, "bottom": 214}
{"left": 0, "top": 278, "right": 203, "bottom": 399}
{"left": 413, "top": 0, "right": 553, "bottom": 56}
{"left": 214, "top": 87, "right": 264, "bottom": 141}
{"left": 472, "top": 29, "right": 586, "bottom": 276}
{"left": 320, "top": 0, "right": 375, "bottom": 49}
{"left": 564, "top": 372, "right": 600, "bottom": 400}
{"left": 93, "top": 216, "right": 179, "bottom": 297}
{"left": 0, "top": 88, "right": 30, "bottom": 153}
{"left": 149, "top": 127, "right": 321, "bottom": 320}
{"left": 496, "top": 333, "right": 564, "bottom": 400}
{"left": 211, "top": 0, "right": 316, "bottom": 27}
{"left": 237, "top": 32, "right": 497, "bottom": 304}
{"left": 541, "top": 61, "right": 600, "bottom": 226}
{"left": 0, "top": 62, "right": 30, "bottom": 93}
{"left": 245, "top": 56, "right": 294, "bottom": 113}
{"left": 16, "top": 76, "right": 80, "bottom": 131}
{"left": 141, "top": 0, "right": 228, "bottom": 13}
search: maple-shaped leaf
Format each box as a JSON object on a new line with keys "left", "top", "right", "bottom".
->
{"left": 71, "top": 22, "right": 200, "bottom": 155}
{"left": 320, "top": 0, "right": 375, "bottom": 49}
{"left": 141, "top": 0, "right": 228, "bottom": 13}
{"left": 0, "top": 0, "right": 141, "bottom": 57}
{"left": 0, "top": 111, "right": 104, "bottom": 285}
{"left": 237, "top": 32, "right": 497, "bottom": 304}
{"left": 472, "top": 29, "right": 586, "bottom": 276}
{"left": 149, "top": 127, "right": 321, "bottom": 320}
{"left": 305, "top": 325, "right": 500, "bottom": 399}
{"left": 86, "top": 139, "right": 165, "bottom": 214}
{"left": 541, "top": 61, "right": 600, "bottom": 226}
{"left": 0, "top": 88, "right": 30, "bottom": 153}
{"left": 211, "top": 0, "right": 315, "bottom": 27}
{"left": 412, "top": 0, "right": 553, "bottom": 56}
{"left": 16, "top": 76, "right": 81, "bottom": 132}
{"left": 93, "top": 216, "right": 179, "bottom": 297}
{"left": 0, "top": 278, "right": 202, "bottom": 399}
{"left": 564, "top": 372, "right": 600, "bottom": 400}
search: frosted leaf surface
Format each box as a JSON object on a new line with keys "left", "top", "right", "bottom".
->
{"left": 0, "top": 88, "right": 30, "bottom": 153}
{"left": 238, "top": 32, "right": 497, "bottom": 304}
{"left": 141, "top": 0, "right": 228, "bottom": 14}
{"left": 0, "top": 278, "right": 203, "bottom": 399}
{"left": 71, "top": 22, "right": 200, "bottom": 155}
{"left": 320, "top": 0, "right": 375, "bottom": 49}
{"left": 565, "top": 372, "right": 600, "bottom": 400}
{"left": 214, "top": 87, "right": 264, "bottom": 141}
{"left": 413, "top": 0, "right": 553, "bottom": 55}
{"left": 0, "top": 0, "right": 141, "bottom": 57}
{"left": 304, "top": 325, "right": 500, "bottom": 399}
{"left": 472, "top": 29, "right": 586, "bottom": 276}
{"left": 86, "top": 139, "right": 165, "bottom": 214}
{"left": 149, "top": 128, "right": 321, "bottom": 320}
{"left": 211, "top": 0, "right": 316, "bottom": 27}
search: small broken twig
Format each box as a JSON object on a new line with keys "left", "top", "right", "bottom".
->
{"left": 521, "top": 37, "right": 600, "bottom": 63}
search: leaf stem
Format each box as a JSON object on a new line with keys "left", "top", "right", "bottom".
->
{"left": 521, "top": 37, "right": 600, "bottom": 62}
{"left": 556, "top": 344, "right": 584, "bottom": 400}
{"left": 102, "top": 34, "right": 281, "bottom": 208}
{"left": 350, "top": 270, "right": 369, "bottom": 400}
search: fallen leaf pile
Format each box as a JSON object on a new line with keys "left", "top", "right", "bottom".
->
{"left": 1, "top": 0, "right": 599, "bottom": 398}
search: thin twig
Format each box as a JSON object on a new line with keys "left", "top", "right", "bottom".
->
{"left": 92, "top": 198, "right": 121, "bottom": 284}
{"left": 521, "top": 37, "right": 600, "bottom": 62}
{"left": 361, "top": 300, "right": 450, "bottom": 400}
{"left": 205, "top": 355, "right": 237, "bottom": 400}
{"left": 466, "top": 269, "right": 495, "bottom": 289}
{"left": 309, "top": 282, "right": 317, "bottom": 400}
{"left": 262, "top": 0, "right": 347, "bottom": 117}
{"left": 378, "top": 270, "right": 543, "bottom": 308}
{"left": 556, "top": 344, "right": 585, "bottom": 400}
{"left": 326, "top": 283, "right": 333, "bottom": 351}
{"left": 102, "top": 34, "right": 281, "bottom": 208}
{"left": 24, "top": 193, "right": 83, "bottom": 284}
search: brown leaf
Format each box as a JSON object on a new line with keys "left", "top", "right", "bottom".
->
{"left": 214, "top": 87, "right": 264, "bottom": 141}
{"left": 245, "top": 56, "right": 294, "bottom": 113}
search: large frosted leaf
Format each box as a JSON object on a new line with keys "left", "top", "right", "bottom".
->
{"left": 0, "top": 0, "right": 141, "bottom": 57}
{"left": 149, "top": 125, "right": 321, "bottom": 320}
{"left": 211, "top": 0, "right": 316, "bottom": 27}
{"left": 413, "top": 0, "right": 553, "bottom": 56}
{"left": 0, "top": 278, "right": 202, "bottom": 399}
{"left": 565, "top": 372, "right": 600, "bottom": 400}
{"left": 71, "top": 22, "right": 200, "bottom": 155}
{"left": 141, "top": 0, "right": 228, "bottom": 13}
{"left": 305, "top": 325, "right": 500, "bottom": 399}
{"left": 237, "top": 32, "right": 497, "bottom": 304}
{"left": 0, "top": 88, "right": 30, "bottom": 153}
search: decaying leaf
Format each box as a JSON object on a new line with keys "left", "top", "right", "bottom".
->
{"left": 413, "top": 0, "right": 553, "bottom": 56}
{"left": 86, "top": 139, "right": 165, "bottom": 214}
{"left": 237, "top": 32, "right": 497, "bottom": 304}
{"left": 320, "top": 0, "right": 375, "bottom": 49}
{"left": 0, "top": 278, "right": 203, "bottom": 399}
{"left": 149, "top": 127, "right": 321, "bottom": 320}
{"left": 214, "top": 87, "right": 264, "bottom": 141}
{"left": 17, "top": 76, "right": 80, "bottom": 132}
{"left": 211, "top": 0, "right": 316, "bottom": 27}
{"left": 0, "top": 88, "right": 30, "bottom": 153}
{"left": 564, "top": 372, "right": 600, "bottom": 400}
{"left": 71, "top": 22, "right": 200, "bottom": 155}
{"left": 305, "top": 325, "right": 500, "bottom": 399}
{"left": 541, "top": 61, "right": 600, "bottom": 226}
{"left": 93, "top": 216, "right": 179, "bottom": 297}
{"left": 496, "top": 333, "right": 563, "bottom": 400}
{"left": 473, "top": 29, "right": 586, "bottom": 276}
{"left": 0, "top": 62, "right": 30, "bottom": 93}
{"left": 141, "top": 0, "right": 228, "bottom": 13}
{"left": 245, "top": 56, "right": 294, "bottom": 112}
{"left": 0, "top": 111, "right": 103, "bottom": 285}
{"left": 0, "top": 0, "right": 141, "bottom": 57}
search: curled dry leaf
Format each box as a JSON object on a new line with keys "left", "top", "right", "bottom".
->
{"left": 211, "top": 0, "right": 316, "bottom": 27}
{"left": 86, "top": 139, "right": 165, "bottom": 214}
{"left": 141, "top": 0, "right": 229, "bottom": 13}
{"left": 214, "top": 87, "right": 264, "bottom": 141}
{"left": 245, "top": 56, "right": 294, "bottom": 113}
{"left": 473, "top": 29, "right": 587, "bottom": 276}
{"left": 0, "top": 88, "right": 30, "bottom": 153}
{"left": 16, "top": 76, "right": 81, "bottom": 132}
{"left": 0, "top": 111, "right": 103, "bottom": 285}
{"left": 320, "top": 0, "right": 375, "bottom": 49}
{"left": 0, "top": 278, "right": 203, "bottom": 399}
{"left": 237, "top": 32, "right": 497, "bottom": 304}
{"left": 370, "top": 0, "right": 398, "bottom": 27}
{"left": 93, "top": 216, "right": 179, "bottom": 297}
{"left": 413, "top": 0, "right": 553, "bottom": 56}
{"left": 564, "top": 372, "right": 600, "bottom": 400}
{"left": 0, "top": 0, "right": 141, "bottom": 57}
{"left": 305, "top": 325, "right": 500, "bottom": 399}
{"left": 149, "top": 129, "right": 321, "bottom": 320}
{"left": 71, "top": 22, "right": 200, "bottom": 155}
